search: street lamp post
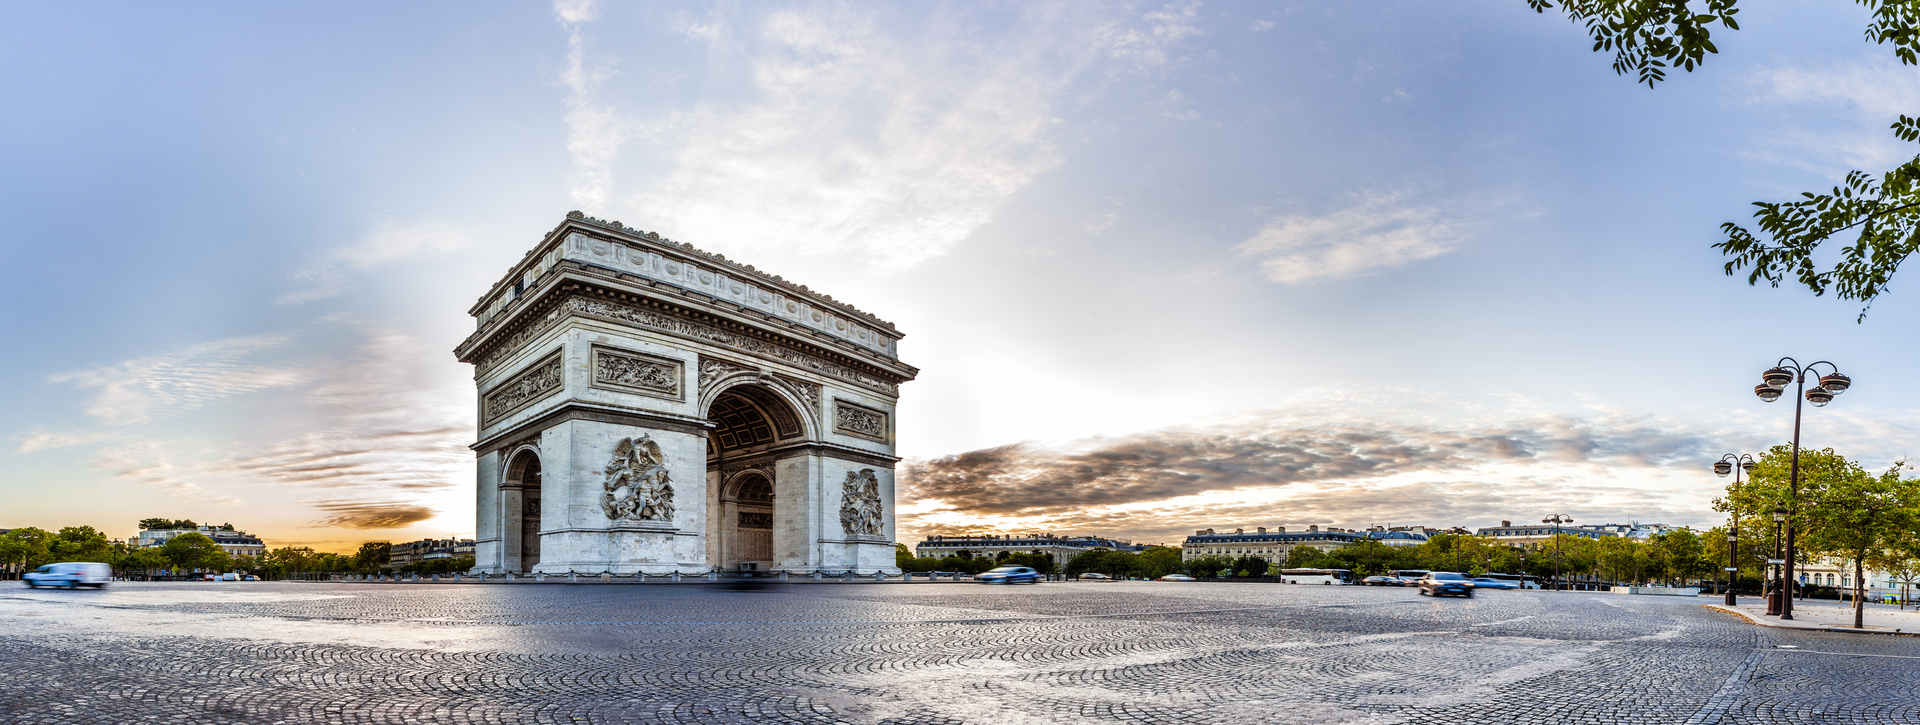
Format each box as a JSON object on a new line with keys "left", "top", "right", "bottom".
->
{"left": 1542, "top": 514, "right": 1572, "bottom": 591}
{"left": 1752, "top": 358, "right": 1851, "bottom": 621}
{"left": 1713, "top": 453, "right": 1757, "bottom": 606}
{"left": 1768, "top": 507, "right": 1787, "bottom": 616}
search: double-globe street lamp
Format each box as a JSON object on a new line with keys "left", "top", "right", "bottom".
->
{"left": 1712, "top": 453, "right": 1756, "bottom": 606}
{"left": 1542, "top": 514, "right": 1572, "bottom": 591}
{"left": 1753, "top": 358, "right": 1852, "bottom": 621}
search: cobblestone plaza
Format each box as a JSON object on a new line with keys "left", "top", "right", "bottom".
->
{"left": 2, "top": 581, "right": 1916, "bottom": 724}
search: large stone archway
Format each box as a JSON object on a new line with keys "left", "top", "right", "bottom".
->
{"left": 457, "top": 213, "right": 916, "bottom": 575}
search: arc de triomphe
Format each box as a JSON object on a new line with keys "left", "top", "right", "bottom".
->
{"left": 454, "top": 212, "right": 917, "bottom": 575}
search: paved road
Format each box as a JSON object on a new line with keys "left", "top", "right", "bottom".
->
{"left": 0, "top": 581, "right": 1915, "bottom": 724}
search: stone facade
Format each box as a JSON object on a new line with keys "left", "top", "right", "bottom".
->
{"left": 455, "top": 213, "right": 917, "bottom": 575}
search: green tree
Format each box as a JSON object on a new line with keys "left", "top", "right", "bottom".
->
{"left": 1650, "top": 529, "right": 1710, "bottom": 587}
{"left": 123, "top": 547, "right": 170, "bottom": 580}
{"left": 1283, "top": 546, "right": 1326, "bottom": 570}
{"left": 50, "top": 526, "right": 112, "bottom": 564}
{"left": 354, "top": 541, "right": 392, "bottom": 572}
{"left": 1232, "top": 556, "right": 1270, "bottom": 578}
{"left": 1529, "top": 0, "right": 1920, "bottom": 318}
{"left": 1182, "top": 555, "right": 1235, "bottom": 579}
{"left": 0, "top": 527, "right": 56, "bottom": 574}
{"left": 1799, "top": 461, "right": 1920, "bottom": 628}
{"left": 162, "top": 532, "right": 229, "bottom": 573}
{"left": 1133, "top": 547, "right": 1184, "bottom": 579}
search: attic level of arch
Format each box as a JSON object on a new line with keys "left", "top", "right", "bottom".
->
{"left": 455, "top": 276, "right": 915, "bottom": 397}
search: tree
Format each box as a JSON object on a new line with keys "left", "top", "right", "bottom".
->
{"left": 0, "top": 527, "right": 53, "bottom": 575}
{"left": 1529, "top": 0, "right": 1920, "bottom": 318}
{"left": 354, "top": 541, "right": 392, "bottom": 572}
{"left": 1133, "top": 547, "right": 1184, "bottom": 580}
{"left": 1871, "top": 532, "right": 1920, "bottom": 610}
{"left": 161, "top": 532, "right": 228, "bottom": 572}
{"left": 137, "top": 518, "right": 197, "bottom": 531}
{"left": 1182, "top": 555, "right": 1235, "bottom": 579}
{"left": 1232, "top": 556, "right": 1270, "bottom": 578}
{"left": 1650, "top": 529, "right": 1710, "bottom": 587}
{"left": 1799, "top": 461, "right": 1920, "bottom": 628}
{"left": 51, "top": 526, "right": 112, "bottom": 564}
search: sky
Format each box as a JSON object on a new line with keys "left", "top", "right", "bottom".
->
{"left": 3, "top": 1, "right": 1919, "bottom": 552}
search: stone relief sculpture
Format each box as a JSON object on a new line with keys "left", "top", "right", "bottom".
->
{"left": 839, "top": 468, "right": 883, "bottom": 537}
{"left": 602, "top": 435, "right": 676, "bottom": 522}
{"left": 484, "top": 353, "right": 563, "bottom": 423}
{"left": 834, "top": 401, "right": 887, "bottom": 441}
{"left": 698, "top": 357, "right": 749, "bottom": 389}
{"left": 594, "top": 349, "right": 678, "bottom": 395}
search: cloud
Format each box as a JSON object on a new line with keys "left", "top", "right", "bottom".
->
{"left": 896, "top": 407, "right": 1747, "bottom": 543}
{"left": 1235, "top": 191, "right": 1464, "bottom": 284}
{"left": 48, "top": 334, "right": 306, "bottom": 424}
{"left": 27, "top": 325, "right": 472, "bottom": 529}
{"left": 277, "top": 223, "right": 470, "bottom": 304}
{"left": 308, "top": 501, "right": 438, "bottom": 529}
{"left": 14, "top": 429, "right": 112, "bottom": 453}
{"left": 1751, "top": 56, "right": 1920, "bottom": 172}
{"left": 556, "top": 3, "right": 1206, "bottom": 271}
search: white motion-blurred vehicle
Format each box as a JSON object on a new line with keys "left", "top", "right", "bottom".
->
{"left": 24, "top": 562, "right": 111, "bottom": 589}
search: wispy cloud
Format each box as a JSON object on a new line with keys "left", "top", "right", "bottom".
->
{"left": 557, "top": 3, "right": 1207, "bottom": 271}
{"left": 278, "top": 222, "right": 470, "bottom": 305}
{"left": 1235, "top": 191, "right": 1464, "bottom": 284}
{"left": 27, "top": 325, "right": 472, "bottom": 531}
{"left": 1750, "top": 56, "right": 1920, "bottom": 173}
{"left": 48, "top": 334, "right": 306, "bottom": 424}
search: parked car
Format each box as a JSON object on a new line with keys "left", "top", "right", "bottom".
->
{"left": 1471, "top": 577, "right": 1519, "bottom": 590}
{"left": 24, "top": 562, "right": 111, "bottom": 589}
{"left": 202, "top": 574, "right": 220, "bottom": 581}
{"left": 1418, "top": 572, "right": 1474, "bottom": 598}
{"left": 1362, "top": 575, "right": 1398, "bottom": 586}
{"left": 977, "top": 566, "right": 1041, "bottom": 584}
{"left": 1079, "top": 572, "right": 1112, "bottom": 580}
{"left": 1157, "top": 574, "right": 1197, "bottom": 582}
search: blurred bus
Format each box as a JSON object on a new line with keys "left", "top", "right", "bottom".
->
{"left": 1278, "top": 568, "right": 1354, "bottom": 585}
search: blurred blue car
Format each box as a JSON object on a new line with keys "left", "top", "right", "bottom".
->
{"left": 1470, "top": 578, "right": 1519, "bottom": 590}
{"left": 977, "top": 566, "right": 1041, "bottom": 584}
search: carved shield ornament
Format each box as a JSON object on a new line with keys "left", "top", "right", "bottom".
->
{"left": 839, "top": 468, "right": 884, "bottom": 536}
{"left": 602, "top": 435, "right": 676, "bottom": 522}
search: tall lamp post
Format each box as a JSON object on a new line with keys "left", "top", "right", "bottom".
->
{"left": 1712, "top": 453, "right": 1756, "bottom": 606}
{"left": 1752, "top": 358, "right": 1851, "bottom": 621}
{"left": 1768, "top": 507, "right": 1787, "bottom": 616}
{"left": 1543, "top": 514, "right": 1572, "bottom": 591}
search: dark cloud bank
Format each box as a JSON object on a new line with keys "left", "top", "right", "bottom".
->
{"left": 900, "top": 412, "right": 1723, "bottom": 541}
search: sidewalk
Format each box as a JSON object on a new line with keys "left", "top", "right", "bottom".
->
{"left": 1705, "top": 598, "right": 1920, "bottom": 635}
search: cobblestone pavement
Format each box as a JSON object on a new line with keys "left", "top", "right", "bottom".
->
{"left": 1, "top": 582, "right": 1916, "bottom": 724}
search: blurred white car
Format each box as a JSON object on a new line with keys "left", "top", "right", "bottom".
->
{"left": 24, "top": 562, "right": 111, "bottom": 589}
{"left": 1079, "top": 573, "right": 1112, "bottom": 580}
{"left": 1157, "top": 574, "right": 1196, "bottom": 582}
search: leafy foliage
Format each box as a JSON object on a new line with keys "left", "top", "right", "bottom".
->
{"left": 1530, "top": 0, "right": 1920, "bottom": 316}
{"left": 1525, "top": 0, "right": 1739, "bottom": 87}
{"left": 1716, "top": 148, "right": 1920, "bottom": 320}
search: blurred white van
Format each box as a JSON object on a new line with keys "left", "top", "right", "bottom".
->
{"left": 24, "top": 562, "right": 111, "bottom": 589}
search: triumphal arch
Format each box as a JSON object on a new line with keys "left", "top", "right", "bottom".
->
{"left": 454, "top": 212, "right": 917, "bottom": 575}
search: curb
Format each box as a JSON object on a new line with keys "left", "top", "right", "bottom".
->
{"left": 1702, "top": 604, "right": 1918, "bottom": 637}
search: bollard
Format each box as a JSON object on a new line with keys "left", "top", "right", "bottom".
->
{"left": 672, "top": 571, "right": 681, "bottom": 582}
{"left": 568, "top": 572, "right": 578, "bottom": 583}
{"left": 875, "top": 571, "right": 884, "bottom": 582}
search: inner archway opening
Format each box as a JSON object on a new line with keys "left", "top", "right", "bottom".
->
{"left": 506, "top": 450, "right": 542, "bottom": 573}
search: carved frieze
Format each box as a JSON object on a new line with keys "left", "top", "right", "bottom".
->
{"left": 590, "top": 345, "right": 683, "bottom": 400}
{"left": 601, "top": 435, "right": 675, "bottom": 523}
{"left": 698, "top": 356, "right": 750, "bottom": 390}
{"left": 484, "top": 350, "right": 564, "bottom": 424}
{"left": 738, "top": 511, "right": 773, "bottom": 529}
{"left": 839, "top": 468, "right": 883, "bottom": 537}
{"left": 476, "top": 294, "right": 901, "bottom": 396}
{"left": 834, "top": 399, "right": 889, "bottom": 442}
{"left": 777, "top": 375, "right": 822, "bottom": 414}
